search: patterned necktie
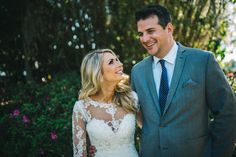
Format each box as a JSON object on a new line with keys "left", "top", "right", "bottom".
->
{"left": 159, "top": 59, "right": 169, "bottom": 115}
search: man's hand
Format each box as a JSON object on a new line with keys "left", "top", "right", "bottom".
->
{"left": 89, "top": 145, "right": 97, "bottom": 157}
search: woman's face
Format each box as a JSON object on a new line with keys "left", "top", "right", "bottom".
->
{"left": 101, "top": 52, "right": 123, "bottom": 83}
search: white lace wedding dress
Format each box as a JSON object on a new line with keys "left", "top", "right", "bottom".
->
{"left": 72, "top": 92, "right": 139, "bottom": 157}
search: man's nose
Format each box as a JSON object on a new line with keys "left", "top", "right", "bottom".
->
{"left": 141, "top": 34, "right": 149, "bottom": 43}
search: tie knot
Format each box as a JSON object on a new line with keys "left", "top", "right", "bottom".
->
{"left": 159, "top": 59, "right": 165, "bottom": 67}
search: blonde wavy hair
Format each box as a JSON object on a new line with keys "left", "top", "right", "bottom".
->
{"left": 79, "top": 49, "right": 138, "bottom": 113}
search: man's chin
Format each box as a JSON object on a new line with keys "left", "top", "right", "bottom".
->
{"left": 147, "top": 50, "right": 157, "bottom": 55}
{"left": 145, "top": 46, "right": 155, "bottom": 53}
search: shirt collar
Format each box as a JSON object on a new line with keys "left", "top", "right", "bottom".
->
{"left": 153, "top": 42, "right": 178, "bottom": 65}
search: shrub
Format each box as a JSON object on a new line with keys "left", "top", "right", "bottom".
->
{"left": 1, "top": 69, "right": 235, "bottom": 156}
{"left": 0, "top": 72, "right": 80, "bottom": 157}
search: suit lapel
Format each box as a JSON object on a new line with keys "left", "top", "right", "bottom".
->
{"left": 145, "top": 57, "right": 161, "bottom": 115}
{"left": 163, "top": 44, "right": 186, "bottom": 116}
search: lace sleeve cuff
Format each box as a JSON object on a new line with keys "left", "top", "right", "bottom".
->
{"left": 72, "top": 101, "right": 87, "bottom": 157}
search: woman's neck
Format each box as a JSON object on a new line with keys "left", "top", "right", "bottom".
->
{"left": 92, "top": 84, "right": 116, "bottom": 103}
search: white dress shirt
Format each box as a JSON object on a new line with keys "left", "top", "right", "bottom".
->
{"left": 153, "top": 42, "right": 178, "bottom": 96}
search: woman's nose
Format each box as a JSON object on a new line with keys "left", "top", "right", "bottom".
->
{"left": 117, "top": 60, "right": 123, "bottom": 67}
{"left": 118, "top": 61, "right": 123, "bottom": 67}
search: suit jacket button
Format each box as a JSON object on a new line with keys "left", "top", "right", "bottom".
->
{"left": 159, "top": 124, "right": 166, "bottom": 127}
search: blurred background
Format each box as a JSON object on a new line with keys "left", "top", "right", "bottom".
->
{"left": 0, "top": 0, "right": 236, "bottom": 156}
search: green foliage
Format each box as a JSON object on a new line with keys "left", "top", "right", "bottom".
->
{"left": 0, "top": 0, "right": 233, "bottom": 83}
{"left": 0, "top": 72, "right": 80, "bottom": 157}
{"left": 208, "top": 39, "right": 226, "bottom": 61}
{"left": 224, "top": 64, "right": 236, "bottom": 95}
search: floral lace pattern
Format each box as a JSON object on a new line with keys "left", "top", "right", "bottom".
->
{"left": 72, "top": 91, "right": 139, "bottom": 157}
{"left": 72, "top": 105, "right": 87, "bottom": 157}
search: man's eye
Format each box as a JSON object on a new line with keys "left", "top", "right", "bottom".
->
{"left": 147, "top": 30, "right": 154, "bottom": 33}
{"left": 138, "top": 33, "right": 143, "bottom": 37}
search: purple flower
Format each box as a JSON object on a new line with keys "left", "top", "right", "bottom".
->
{"left": 38, "top": 148, "right": 44, "bottom": 155}
{"left": 50, "top": 131, "right": 58, "bottom": 140}
{"left": 13, "top": 109, "right": 20, "bottom": 117}
{"left": 22, "top": 115, "right": 30, "bottom": 124}
{"left": 45, "top": 96, "right": 51, "bottom": 101}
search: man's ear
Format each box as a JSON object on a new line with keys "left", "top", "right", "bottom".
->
{"left": 166, "top": 22, "right": 174, "bottom": 34}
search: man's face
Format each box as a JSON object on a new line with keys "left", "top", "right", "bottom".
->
{"left": 137, "top": 15, "right": 172, "bottom": 58}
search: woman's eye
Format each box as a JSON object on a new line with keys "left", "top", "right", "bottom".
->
{"left": 108, "top": 60, "right": 114, "bottom": 65}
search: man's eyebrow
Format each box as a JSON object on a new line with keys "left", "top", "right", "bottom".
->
{"left": 138, "top": 27, "right": 156, "bottom": 32}
{"left": 146, "top": 28, "right": 156, "bottom": 31}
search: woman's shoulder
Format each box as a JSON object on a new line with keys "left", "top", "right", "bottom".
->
{"left": 74, "top": 99, "right": 85, "bottom": 106}
{"left": 130, "top": 91, "right": 140, "bottom": 110}
{"left": 73, "top": 99, "right": 87, "bottom": 112}
{"left": 130, "top": 91, "right": 138, "bottom": 101}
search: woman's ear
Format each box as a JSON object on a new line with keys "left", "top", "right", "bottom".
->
{"left": 100, "top": 76, "right": 104, "bottom": 82}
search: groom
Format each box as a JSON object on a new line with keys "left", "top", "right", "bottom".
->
{"left": 131, "top": 4, "right": 236, "bottom": 157}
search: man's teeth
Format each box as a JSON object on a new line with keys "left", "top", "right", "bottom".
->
{"left": 147, "top": 43, "right": 154, "bottom": 47}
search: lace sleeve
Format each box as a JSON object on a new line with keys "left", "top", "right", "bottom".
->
{"left": 131, "top": 91, "right": 140, "bottom": 111}
{"left": 72, "top": 101, "right": 87, "bottom": 157}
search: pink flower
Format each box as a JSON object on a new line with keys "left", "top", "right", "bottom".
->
{"left": 50, "top": 131, "right": 58, "bottom": 140}
{"left": 13, "top": 109, "right": 20, "bottom": 117}
{"left": 22, "top": 115, "right": 30, "bottom": 124}
{"left": 227, "top": 72, "right": 234, "bottom": 77}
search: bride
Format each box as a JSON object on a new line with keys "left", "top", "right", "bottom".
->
{"left": 72, "top": 49, "right": 140, "bottom": 157}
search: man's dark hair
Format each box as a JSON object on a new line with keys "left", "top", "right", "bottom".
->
{"left": 135, "top": 4, "right": 172, "bottom": 29}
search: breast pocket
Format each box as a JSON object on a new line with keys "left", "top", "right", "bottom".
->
{"left": 181, "top": 78, "right": 203, "bottom": 98}
{"left": 182, "top": 79, "right": 198, "bottom": 88}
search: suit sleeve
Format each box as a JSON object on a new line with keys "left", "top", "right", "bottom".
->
{"left": 206, "top": 53, "right": 236, "bottom": 157}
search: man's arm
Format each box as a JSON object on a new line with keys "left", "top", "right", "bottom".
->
{"left": 206, "top": 53, "right": 236, "bottom": 157}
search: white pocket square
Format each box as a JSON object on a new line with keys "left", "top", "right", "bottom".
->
{"left": 182, "top": 79, "right": 197, "bottom": 88}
